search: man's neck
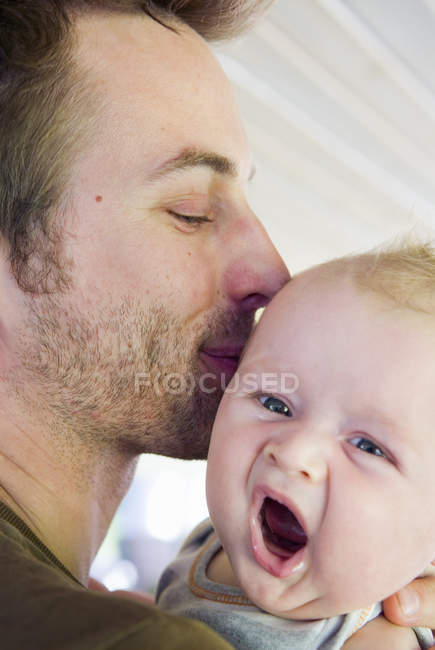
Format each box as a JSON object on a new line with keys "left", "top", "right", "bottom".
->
{"left": 0, "top": 417, "right": 138, "bottom": 584}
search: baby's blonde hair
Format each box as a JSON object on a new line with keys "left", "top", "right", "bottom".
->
{"left": 318, "top": 239, "right": 435, "bottom": 314}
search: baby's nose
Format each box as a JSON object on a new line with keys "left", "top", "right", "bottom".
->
{"left": 263, "top": 436, "right": 328, "bottom": 483}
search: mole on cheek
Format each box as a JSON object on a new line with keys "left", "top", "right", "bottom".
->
{"left": 95, "top": 195, "right": 103, "bottom": 203}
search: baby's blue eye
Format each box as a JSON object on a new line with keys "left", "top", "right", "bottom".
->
{"left": 258, "top": 395, "right": 292, "bottom": 417}
{"left": 349, "top": 436, "right": 385, "bottom": 458}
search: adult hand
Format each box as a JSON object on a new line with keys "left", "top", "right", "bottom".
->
{"left": 342, "top": 616, "right": 420, "bottom": 649}
{"left": 88, "top": 577, "right": 155, "bottom": 605}
{"left": 383, "top": 575, "right": 435, "bottom": 630}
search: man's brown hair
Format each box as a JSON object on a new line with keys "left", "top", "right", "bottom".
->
{"left": 0, "top": 0, "right": 272, "bottom": 293}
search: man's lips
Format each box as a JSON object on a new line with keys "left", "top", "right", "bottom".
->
{"left": 250, "top": 486, "right": 308, "bottom": 580}
{"left": 199, "top": 345, "right": 244, "bottom": 379}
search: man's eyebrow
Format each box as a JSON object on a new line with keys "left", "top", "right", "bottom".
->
{"left": 147, "top": 148, "right": 253, "bottom": 183}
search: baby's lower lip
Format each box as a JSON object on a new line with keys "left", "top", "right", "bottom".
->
{"left": 250, "top": 489, "right": 308, "bottom": 580}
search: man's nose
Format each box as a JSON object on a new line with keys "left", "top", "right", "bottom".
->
{"left": 263, "top": 431, "right": 328, "bottom": 484}
{"left": 223, "top": 210, "right": 290, "bottom": 312}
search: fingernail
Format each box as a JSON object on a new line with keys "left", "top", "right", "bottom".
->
{"left": 397, "top": 587, "right": 420, "bottom": 618}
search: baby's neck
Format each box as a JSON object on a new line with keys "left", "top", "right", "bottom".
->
{"left": 207, "top": 547, "right": 240, "bottom": 588}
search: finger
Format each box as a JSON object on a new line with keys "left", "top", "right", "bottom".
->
{"left": 87, "top": 578, "right": 154, "bottom": 604}
{"left": 111, "top": 589, "right": 155, "bottom": 605}
{"left": 87, "top": 577, "right": 110, "bottom": 592}
{"left": 383, "top": 577, "right": 435, "bottom": 629}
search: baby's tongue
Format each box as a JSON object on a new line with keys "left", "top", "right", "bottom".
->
{"left": 264, "top": 497, "right": 307, "bottom": 545}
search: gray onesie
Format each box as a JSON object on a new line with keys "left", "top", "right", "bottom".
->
{"left": 157, "top": 520, "right": 433, "bottom": 649}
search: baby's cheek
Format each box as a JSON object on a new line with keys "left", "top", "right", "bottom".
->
{"left": 206, "top": 461, "right": 231, "bottom": 526}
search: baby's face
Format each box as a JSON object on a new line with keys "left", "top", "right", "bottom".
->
{"left": 206, "top": 272, "right": 435, "bottom": 619}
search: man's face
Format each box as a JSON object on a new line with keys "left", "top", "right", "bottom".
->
{"left": 207, "top": 274, "right": 435, "bottom": 618}
{"left": 10, "top": 12, "right": 289, "bottom": 459}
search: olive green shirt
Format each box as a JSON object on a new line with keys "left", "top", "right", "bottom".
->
{"left": 0, "top": 502, "right": 232, "bottom": 649}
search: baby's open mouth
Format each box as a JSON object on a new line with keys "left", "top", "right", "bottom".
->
{"left": 260, "top": 497, "right": 308, "bottom": 558}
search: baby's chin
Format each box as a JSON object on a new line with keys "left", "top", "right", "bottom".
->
{"left": 251, "top": 597, "right": 354, "bottom": 621}
{"left": 237, "top": 572, "right": 319, "bottom": 620}
{"left": 239, "top": 576, "right": 369, "bottom": 621}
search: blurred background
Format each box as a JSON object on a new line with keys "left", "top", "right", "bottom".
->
{"left": 91, "top": 0, "right": 435, "bottom": 593}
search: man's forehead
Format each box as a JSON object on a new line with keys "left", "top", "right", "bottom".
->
{"left": 74, "top": 10, "right": 210, "bottom": 80}
{"left": 73, "top": 9, "right": 250, "bottom": 165}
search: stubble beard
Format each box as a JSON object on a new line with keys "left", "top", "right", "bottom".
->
{"left": 13, "top": 292, "right": 253, "bottom": 460}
